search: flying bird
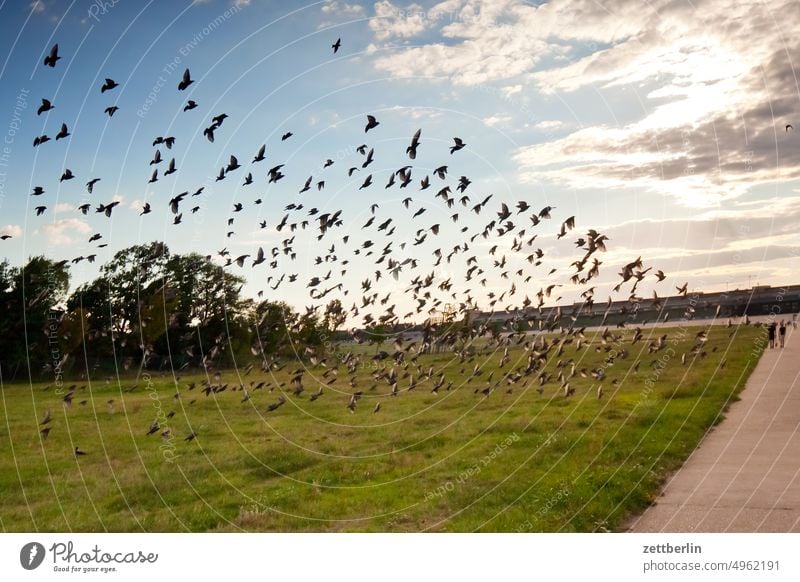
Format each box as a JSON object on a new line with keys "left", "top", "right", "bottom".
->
{"left": 365, "top": 115, "right": 380, "bottom": 132}
{"left": 86, "top": 178, "right": 100, "bottom": 193}
{"left": 55, "top": 123, "right": 70, "bottom": 140}
{"left": 407, "top": 129, "right": 421, "bottom": 159}
{"left": 178, "top": 68, "right": 193, "bottom": 90}
{"left": 253, "top": 144, "right": 266, "bottom": 162}
{"left": 37, "top": 98, "right": 54, "bottom": 115}
{"left": 450, "top": 137, "right": 466, "bottom": 154}
{"left": 100, "top": 78, "right": 119, "bottom": 93}
{"left": 43, "top": 43, "right": 60, "bottom": 67}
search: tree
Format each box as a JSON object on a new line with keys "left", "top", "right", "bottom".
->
{"left": 0, "top": 256, "right": 70, "bottom": 378}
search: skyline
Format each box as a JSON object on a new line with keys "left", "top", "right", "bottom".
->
{"left": 0, "top": 0, "right": 798, "bottom": 321}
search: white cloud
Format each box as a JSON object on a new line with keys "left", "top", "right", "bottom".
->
{"left": 0, "top": 225, "right": 23, "bottom": 238}
{"left": 482, "top": 114, "right": 512, "bottom": 127}
{"left": 29, "top": 1, "right": 45, "bottom": 14}
{"left": 322, "top": 1, "right": 364, "bottom": 15}
{"left": 369, "top": 1, "right": 430, "bottom": 41}
{"left": 534, "top": 120, "right": 564, "bottom": 131}
{"left": 40, "top": 218, "right": 92, "bottom": 246}
{"left": 53, "top": 203, "right": 74, "bottom": 214}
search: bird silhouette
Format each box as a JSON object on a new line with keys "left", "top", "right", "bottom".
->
{"left": 365, "top": 115, "right": 380, "bottom": 132}
{"left": 43, "top": 43, "right": 60, "bottom": 67}
{"left": 37, "top": 98, "right": 54, "bottom": 115}
{"left": 100, "top": 78, "right": 119, "bottom": 93}
{"left": 178, "top": 68, "right": 193, "bottom": 90}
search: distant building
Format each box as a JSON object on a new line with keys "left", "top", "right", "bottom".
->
{"left": 469, "top": 284, "right": 800, "bottom": 327}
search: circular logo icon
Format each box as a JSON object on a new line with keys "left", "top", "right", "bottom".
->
{"left": 20, "top": 542, "right": 46, "bottom": 570}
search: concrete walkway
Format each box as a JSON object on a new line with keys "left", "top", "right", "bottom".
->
{"left": 630, "top": 323, "right": 800, "bottom": 532}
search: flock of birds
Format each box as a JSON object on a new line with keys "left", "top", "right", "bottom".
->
{"left": 17, "top": 40, "right": 732, "bottom": 456}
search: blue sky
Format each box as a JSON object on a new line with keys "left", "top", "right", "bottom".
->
{"left": 1, "top": 0, "right": 798, "bottom": 319}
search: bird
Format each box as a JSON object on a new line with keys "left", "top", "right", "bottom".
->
{"left": 86, "top": 178, "right": 101, "bottom": 193}
{"left": 252, "top": 247, "right": 266, "bottom": 266}
{"left": 33, "top": 134, "right": 50, "bottom": 147}
{"left": 178, "top": 68, "right": 193, "bottom": 90}
{"left": 332, "top": 38, "right": 341, "bottom": 53}
{"left": 55, "top": 123, "right": 70, "bottom": 140}
{"left": 43, "top": 43, "right": 60, "bottom": 67}
{"left": 141, "top": 203, "right": 152, "bottom": 215}
{"left": 96, "top": 201, "right": 120, "bottom": 217}
{"left": 450, "top": 137, "right": 466, "bottom": 154}
{"left": 104, "top": 106, "right": 119, "bottom": 117}
{"left": 281, "top": 132, "right": 293, "bottom": 141}
{"left": 786, "top": 124, "right": 793, "bottom": 132}
{"left": 37, "top": 98, "right": 54, "bottom": 115}
{"left": 225, "top": 155, "right": 240, "bottom": 173}
{"left": 365, "top": 115, "right": 380, "bottom": 132}
{"left": 253, "top": 144, "right": 266, "bottom": 162}
{"left": 184, "top": 100, "right": 198, "bottom": 111}
{"left": 169, "top": 192, "right": 187, "bottom": 214}
{"left": 407, "top": 129, "right": 421, "bottom": 159}
{"left": 100, "top": 78, "right": 119, "bottom": 93}
{"left": 60, "top": 169, "right": 74, "bottom": 182}
{"left": 74, "top": 447, "right": 87, "bottom": 456}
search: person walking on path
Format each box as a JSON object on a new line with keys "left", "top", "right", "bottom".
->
{"left": 779, "top": 320, "right": 787, "bottom": 348}
{"left": 768, "top": 321, "right": 776, "bottom": 348}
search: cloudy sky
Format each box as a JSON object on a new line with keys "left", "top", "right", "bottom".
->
{"left": 0, "top": 0, "right": 798, "bottom": 316}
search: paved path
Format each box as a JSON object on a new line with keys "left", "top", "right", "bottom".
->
{"left": 630, "top": 323, "right": 800, "bottom": 532}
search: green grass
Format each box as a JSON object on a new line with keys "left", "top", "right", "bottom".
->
{"left": 0, "top": 324, "right": 765, "bottom": 532}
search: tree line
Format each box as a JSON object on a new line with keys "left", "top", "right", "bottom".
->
{"left": 0, "top": 242, "right": 347, "bottom": 381}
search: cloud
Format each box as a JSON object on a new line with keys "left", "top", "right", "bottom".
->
{"left": 40, "top": 218, "right": 92, "bottom": 246}
{"left": 54, "top": 203, "right": 74, "bottom": 214}
{"left": 322, "top": 1, "right": 364, "bottom": 15}
{"left": 29, "top": 1, "right": 45, "bottom": 14}
{"left": 482, "top": 114, "right": 512, "bottom": 127}
{"left": 534, "top": 120, "right": 564, "bottom": 131}
{"left": 369, "top": 1, "right": 431, "bottom": 41}
{"left": 366, "top": 0, "right": 800, "bottom": 206}
{"left": 0, "top": 225, "right": 23, "bottom": 238}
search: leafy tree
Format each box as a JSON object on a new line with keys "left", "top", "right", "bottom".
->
{"left": 0, "top": 256, "right": 70, "bottom": 378}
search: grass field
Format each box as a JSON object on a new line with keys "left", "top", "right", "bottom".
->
{"left": 0, "top": 324, "right": 766, "bottom": 532}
